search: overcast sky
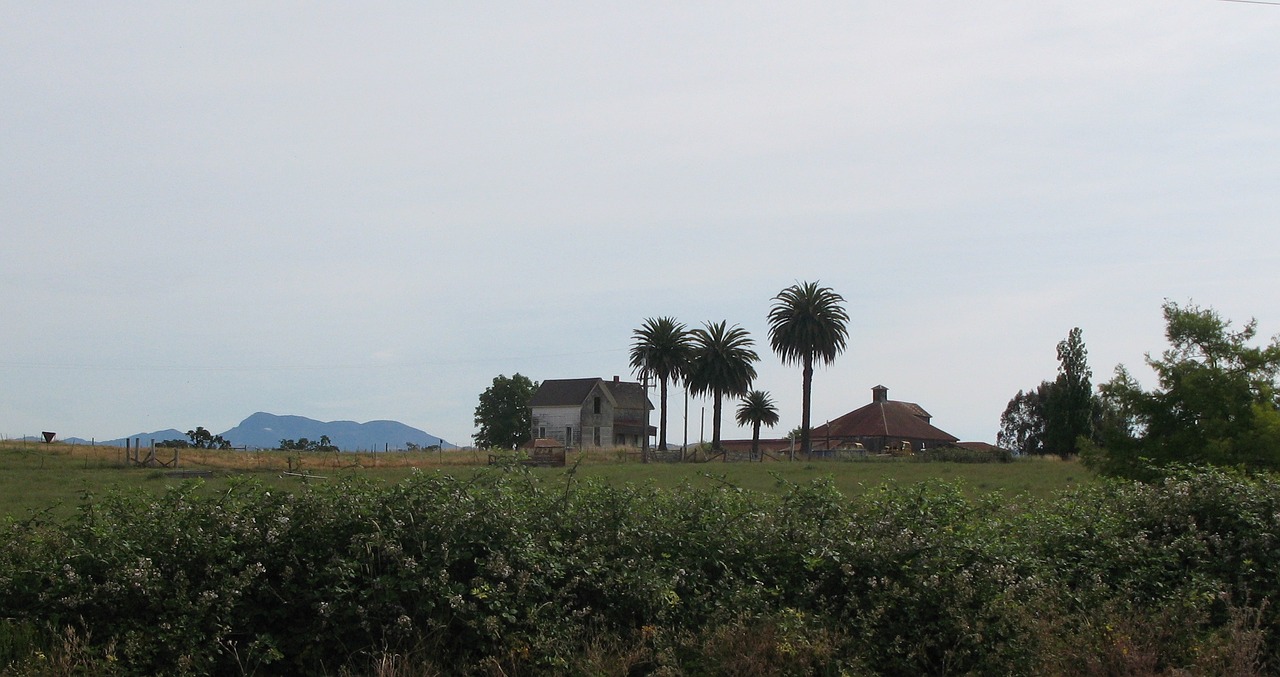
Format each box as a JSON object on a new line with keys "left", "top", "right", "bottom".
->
{"left": 4, "top": 2, "right": 1279, "bottom": 447}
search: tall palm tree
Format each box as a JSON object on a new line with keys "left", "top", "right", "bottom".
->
{"left": 629, "top": 317, "right": 693, "bottom": 451}
{"left": 735, "top": 389, "right": 780, "bottom": 460}
{"left": 767, "top": 281, "right": 849, "bottom": 457}
{"left": 686, "top": 321, "right": 759, "bottom": 451}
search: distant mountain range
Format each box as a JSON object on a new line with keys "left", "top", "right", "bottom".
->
{"left": 51, "top": 413, "right": 454, "bottom": 451}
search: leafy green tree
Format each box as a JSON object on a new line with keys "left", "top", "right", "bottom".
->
{"left": 474, "top": 373, "right": 538, "bottom": 450}
{"left": 998, "top": 328, "right": 1100, "bottom": 457}
{"left": 1087, "top": 301, "right": 1280, "bottom": 477}
{"left": 1043, "top": 327, "right": 1095, "bottom": 458}
{"left": 686, "top": 321, "right": 759, "bottom": 451}
{"left": 735, "top": 389, "right": 780, "bottom": 459}
{"left": 629, "top": 316, "right": 693, "bottom": 451}
{"left": 279, "top": 436, "right": 338, "bottom": 452}
{"left": 186, "top": 426, "right": 231, "bottom": 450}
{"left": 997, "top": 382, "right": 1050, "bottom": 455}
{"left": 767, "top": 281, "right": 849, "bottom": 457}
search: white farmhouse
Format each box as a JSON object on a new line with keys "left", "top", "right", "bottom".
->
{"left": 529, "top": 376, "right": 654, "bottom": 449}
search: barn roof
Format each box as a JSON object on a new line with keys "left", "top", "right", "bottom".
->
{"left": 811, "top": 387, "right": 958, "bottom": 443}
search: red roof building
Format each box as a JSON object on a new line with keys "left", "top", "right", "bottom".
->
{"left": 808, "top": 385, "right": 958, "bottom": 453}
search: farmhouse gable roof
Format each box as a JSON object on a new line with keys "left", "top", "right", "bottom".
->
{"left": 529, "top": 377, "right": 651, "bottom": 410}
{"left": 530, "top": 378, "right": 610, "bottom": 407}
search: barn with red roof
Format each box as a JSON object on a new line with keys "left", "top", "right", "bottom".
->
{"left": 808, "top": 385, "right": 959, "bottom": 453}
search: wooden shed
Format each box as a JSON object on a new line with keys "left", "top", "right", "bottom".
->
{"left": 525, "top": 438, "right": 567, "bottom": 467}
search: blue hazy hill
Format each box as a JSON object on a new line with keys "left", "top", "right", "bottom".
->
{"left": 63, "top": 429, "right": 187, "bottom": 446}
{"left": 220, "top": 412, "right": 452, "bottom": 450}
{"left": 78, "top": 414, "right": 453, "bottom": 451}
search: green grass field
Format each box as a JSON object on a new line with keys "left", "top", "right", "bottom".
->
{"left": 0, "top": 439, "right": 1095, "bottom": 520}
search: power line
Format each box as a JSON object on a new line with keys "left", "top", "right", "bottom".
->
{"left": 1219, "top": 0, "right": 1280, "bottom": 5}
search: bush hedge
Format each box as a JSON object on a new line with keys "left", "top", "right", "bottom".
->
{"left": 1, "top": 466, "right": 1277, "bottom": 675}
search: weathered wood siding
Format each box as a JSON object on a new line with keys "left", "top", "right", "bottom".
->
{"left": 531, "top": 406, "right": 579, "bottom": 448}
{"left": 577, "top": 382, "right": 615, "bottom": 448}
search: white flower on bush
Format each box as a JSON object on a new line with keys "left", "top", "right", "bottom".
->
{"left": 124, "top": 556, "right": 157, "bottom": 590}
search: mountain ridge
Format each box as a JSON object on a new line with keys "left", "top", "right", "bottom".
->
{"left": 55, "top": 413, "right": 454, "bottom": 450}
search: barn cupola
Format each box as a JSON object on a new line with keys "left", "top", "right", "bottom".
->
{"left": 872, "top": 385, "right": 889, "bottom": 403}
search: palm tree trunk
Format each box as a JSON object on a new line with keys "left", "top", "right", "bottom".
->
{"left": 711, "top": 390, "right": 723, "bottom": 451}
{"left": 801, "top": 354, "right": 814, "bottom": 458}
{"left": 659, "top": 378, "right": 669, "bottom": 450}
{"left": 752, "top": 422, "right": 761, "bottom": 459}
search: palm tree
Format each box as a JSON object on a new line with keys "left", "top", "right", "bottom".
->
{"left": 629, "top": 317, "right": 693, "bottom": 451}
{"left": 735, "top": 390, "right": 780, "bottom": 460}
{"left": 686, "top": 321, "right": 759, "bottom": 451}
{"left": 767, "top": 281, "right": 849, "bottom": 457}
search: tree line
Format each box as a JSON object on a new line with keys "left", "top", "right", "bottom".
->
{"left": 1000, "top": 300, "right": 1280, "bottom": 478}
{"left": 156, "top": 426, "right": 232, "bottom": 450}
{"left": 623, "top": 283, "right": 837, "bottom": 457}
{"left": 997, "top": 327, "right": 1100, "bottom": 458}
{"left": 615, "top": 280, "right": 852, "bottom": 456}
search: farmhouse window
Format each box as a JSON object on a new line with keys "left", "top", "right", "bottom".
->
{"left": 594, "top": 397, "right": 601, "bottom": 414}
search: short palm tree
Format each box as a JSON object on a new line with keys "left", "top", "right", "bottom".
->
{"left": 735, "top": 390, "right": 780, "bottom": 460}
{"left": 629, "top": 317, "right": 693, "bottom": 451}
{"left": 767, "top": 281, "right": 849, "bottom": 457}
{"left": 686, "top": 321, "right": 759, "bottom": 451}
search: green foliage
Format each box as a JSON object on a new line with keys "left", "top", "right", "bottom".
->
{"left": 1089, "top": 301, "right": 1280, "bottom": 477}
{"left": 998, "top": 382, "right": 1051, "bottom": 455}
{"left": 185, "top": 426, "right": 231, "bottom": 450}
{"left": 278, "top": 435, "right": 338, "bottom": 452}
{"left": 473, "top": 373, "right": 537, "bottom": 450}
{"left": 1, "top": 467, "right": 1277, "bottom": 674}
{"left": 686, "top": 321, "right": 759, "bottom": 451}
{"left": 735, "top": 389, "right": 780, "bottom": 457}
{"left": 767, "top": 281, "right": 850, "bottom": 369}
{"left": 768, "top": 281, "right": 850, "bottom": 455}
{"left": 1000, "top": 328, "right": 1099, "bottom": 458}
{"left": 1043, "top": 327, "right": 1095, "bottom": 458}
{"left": 630, "top": 316, "right": 693, "bottom": 451}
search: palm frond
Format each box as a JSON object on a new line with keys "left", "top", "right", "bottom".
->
{"left": 735, "top": 390, "right": 780, "bottom": 428}
{"left": 767, "top": 281, "right": 850, "bottom": 367}
{"left": 686, "top": 321, "right": 759, "bottom": 399}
